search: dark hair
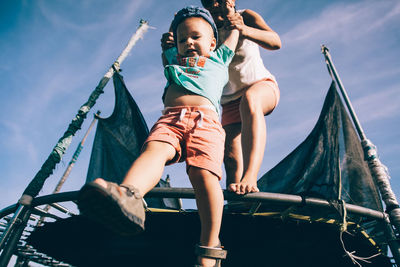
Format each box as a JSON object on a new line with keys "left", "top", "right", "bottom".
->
{"left": 201, "top": 0, "right": 214, "bottom": 8}
{"left": 201, "top": 0, "right": 223, "bottom": 8}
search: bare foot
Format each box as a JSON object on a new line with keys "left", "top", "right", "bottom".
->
{"left": 228, "top": 179, "right": 259, "bottom": 195}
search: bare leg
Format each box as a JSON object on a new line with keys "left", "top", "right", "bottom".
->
{"left": 94, "top": 141, "right": 176, "bottom": 196}
{"left": 228, "top": 81, "right": 278, "bottom": 194}
{"left": 188, "top": 167, "right": 224, "bottom": 267}
{"left": 223, "top": 123, "right": 242, "bottom": 186}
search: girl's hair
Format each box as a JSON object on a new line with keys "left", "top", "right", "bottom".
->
{"left": 201, "top": 0, "right": 223, "bottom": 9}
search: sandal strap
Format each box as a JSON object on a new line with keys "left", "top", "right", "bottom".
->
{"left": 120, "top": 184, "right": 142, "bottom": 198}
{"left": 195, "top": 245, "right": 227, "bottom": 260}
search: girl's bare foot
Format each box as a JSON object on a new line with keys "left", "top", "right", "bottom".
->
{"left": 228, "top": 178, "right": 259, "bottom": 195}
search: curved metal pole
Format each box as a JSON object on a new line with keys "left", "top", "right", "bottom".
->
{"left": 0, "top": 189, "right": 387, "bottom": 222}
{"left": 0, "top": 188, "right": 391, "bottom": 264}
{"left": 0, "top": 205, "right": 31, "bottom": 266}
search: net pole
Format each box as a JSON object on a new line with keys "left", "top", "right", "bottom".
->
{"left": 53, "top": 111, "right": 100, "bottom": 194}
{"left": 20, "top": 20, "right": 150, "bottom": 204}
{"left": 321, "top": 45, "right": 400, "bottom": 264}
{"left": 321, "top": 45, "right": 366, "bottom": 140}
{"left": 36, "top": 111, "right": 100, "bottom": 227}
{"left": 0, "top": 205, "right": 31, "bottom": 265}
{"left": 0, "top": 20, "right": 150, "bottom": 267}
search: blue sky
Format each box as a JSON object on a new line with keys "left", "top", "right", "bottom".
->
{"left": 0, "top": 0, "right": 399, "bottom": 212}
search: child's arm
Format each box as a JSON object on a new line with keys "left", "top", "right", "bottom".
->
{"left": 225, "top": 9, "right": 281, "bottom": 50}
{"left": 220, "top": 0, "right": 240, "bottom": 52}
{"left": 161, "top": 32, "right": 175, "bottom": 67}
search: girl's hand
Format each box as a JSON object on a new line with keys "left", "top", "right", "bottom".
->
{"left": 221, "top": 1, "right": 246, "bottom": 35}
{"left": 221, "top": 0, "right": 235, "bottom": 17}
{"left": 225, "top": 12, "right": 246, "bottom": 34}
{"left": 161, "top": 32, "right": 175, "bottom": 51}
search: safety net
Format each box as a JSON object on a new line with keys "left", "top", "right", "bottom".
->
{"left": 25, "top": 78, "right": 392, "bottom": 266}
{"left": 258, "top": 82, "right": 382, "bottom": 211}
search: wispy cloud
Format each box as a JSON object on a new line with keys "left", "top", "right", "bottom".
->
{"left": 37, "top": 0, "right": 146, "bottom": 33}
{"left": 274, "top": 0, "right": 400, "bottom": 134}
{"left": 126, "top": 69, "right": 164, "bottom": 95}
{"left": 282, "top": 1, "right": 400, "bottom": 47}
{"left": 35, "top": 0, "right": 150, "bottom": 75}
{"left": 0, "top": 120, "right": 39, "bottom": 164}
{"left": 270, "top": 116, "right": 317, "bottom": 142}
{"left": 124, "top": 68, "right": 167, "bottom": 116}
{"left": 354, "top": 87, "right": 400, "bottom": 123}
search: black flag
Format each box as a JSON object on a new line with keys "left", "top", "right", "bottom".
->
{"left": 258, "top": 82, "right": 383, "bottom": 211}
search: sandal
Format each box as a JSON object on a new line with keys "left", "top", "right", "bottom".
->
{"left": 194, "top": 244, "right": 227, "bottom": 267}
{"left": 77, "top": 180, "right": 146, "bottom": 236}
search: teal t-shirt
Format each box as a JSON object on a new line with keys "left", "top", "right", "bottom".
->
{"left": 163, "top": 44, "right": 234, "bottom": 114}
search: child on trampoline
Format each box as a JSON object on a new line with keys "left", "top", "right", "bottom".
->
{"left": 78, "top": 4, "right": 238, "bottom": 267}
{"left": 164, "top": 0, "right": 281, "bottom": 196}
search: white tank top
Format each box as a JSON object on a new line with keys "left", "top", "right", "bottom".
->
{"left": 218, "top": 11, "right": 277, "bottom": 104}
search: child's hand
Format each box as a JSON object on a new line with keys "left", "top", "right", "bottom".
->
{"left": 225, "top": 12, "right": 246, "bottom": 34}
{"left": 161, "top": 32, "right": 174, "bottom": 51}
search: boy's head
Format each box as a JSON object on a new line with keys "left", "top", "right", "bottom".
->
{"left": 171, "top": 6, "right": 218, "bottom": 57}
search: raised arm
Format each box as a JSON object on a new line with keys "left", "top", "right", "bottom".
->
{"left": 160, "top": 31, "right": 174, "bottom": 67}
{"left": 226, "top": 9, "right": 281, "bottom": 50}
{"left": 220, "top": 0, "right": 240, "bottom": 51}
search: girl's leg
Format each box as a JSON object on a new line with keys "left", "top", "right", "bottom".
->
{"left": 223, "top": 123, "right": 242, "bottom": 186}
{"left": 188, "top": 166, "right": 224, "bottom": 267}
{"left": 228, "top": 80, "right": 278, "bottom": 194}
{"left": 94, "top": 141, "right": 176, "bottom": 196}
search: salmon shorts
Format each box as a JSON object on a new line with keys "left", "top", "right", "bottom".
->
{"left": 221, "top": 79, "right": 280, "bottom": 127}
{"left": 144, "top": 106, "right": 225, "bottom": 179}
